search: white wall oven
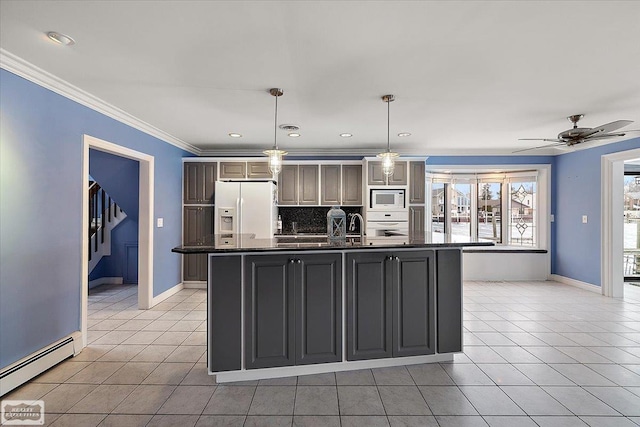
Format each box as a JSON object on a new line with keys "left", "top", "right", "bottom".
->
{"left": 366, "top": 210, "right": 408, "bottom": 243}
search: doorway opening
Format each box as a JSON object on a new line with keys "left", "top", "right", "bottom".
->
{"left": 602, "top": 147, "right": 640, "bottom": 298}
{"left": 81, "top": 135, "right": 155, "bottom": 348}
{"left": 623, "top": 162, "right": 640, "bottom": 300}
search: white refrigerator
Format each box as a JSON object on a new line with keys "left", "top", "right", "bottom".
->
{"left": 214, "top": 181, "right": 278, "bottom": 239}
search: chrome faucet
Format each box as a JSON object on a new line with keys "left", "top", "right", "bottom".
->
{"left": 348, "top": 213, "right": 365, "bottom": 242}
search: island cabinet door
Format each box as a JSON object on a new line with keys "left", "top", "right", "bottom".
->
{"left": 245, "top": 255, "right": 295, "bottom": 369}
{"left": 295, "top": 254, "right": 342, "bottom": 365}
{"left": 392, "top": 250, "right": 436, "bottom": 357}
{"left": 346, "top": 252, "right": 393, "bottom": 361}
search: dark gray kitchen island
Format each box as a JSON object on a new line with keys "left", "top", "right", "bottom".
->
{"left": 173, "top": 234, "right": 492, "bottom": 382}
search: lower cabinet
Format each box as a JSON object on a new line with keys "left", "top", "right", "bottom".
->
{"left": 245, "top": 253, "right": 342, "bottom": 369}
{"left": 183, "top": 206, "right": 213, "bottom": 281}
{"left": 347, "top": 250, "right": 435, "bottom": 360}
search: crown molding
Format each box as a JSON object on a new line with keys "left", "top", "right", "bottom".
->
{"left": 0, "top": 49, "right": 200, "bottom": 155}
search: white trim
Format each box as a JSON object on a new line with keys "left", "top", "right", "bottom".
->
{"left": 81, "top": 135, "right": 154, "bottom": 350}
{"left": 182, "top": 157, "right": 366, "bottom": 164}
{"left": 0, "top": 49, "right": 198, "bottom": 155}
{"left": 183, "top": 282, "right": 207, "bottom": 289}
{"left": 88, "top": 277, "right": 123, "bottom": 289}
{"left": 549, "top": 274, "right": 601, "bottom": 294}
{"left": 71, "top": 331, "right": 84, "bottom": 356}
{"left": 151, "top": 282, "right": 184, "bottom": 306}
{"left": 213, "top": 353, "right": 454, "bottom": 383}
{"left": 602, "top": 148, "right": 640, "bottom": 298}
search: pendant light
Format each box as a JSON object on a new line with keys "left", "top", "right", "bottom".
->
{"left": 378, "top": 94, "right": 399, "bottom": 176}
{"left": 263, "top": 88, "right": 288, "bottom": 175}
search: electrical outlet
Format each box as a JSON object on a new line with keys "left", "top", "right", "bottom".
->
{"left": 582, "top": 215, "right": 588, "bottom": 224}
{"left": 157, "top": 218, "right": 164, "bottom": 228}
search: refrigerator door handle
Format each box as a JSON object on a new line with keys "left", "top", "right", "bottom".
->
{"left": 237, "top": 197, "right": 243, "bottom": 235}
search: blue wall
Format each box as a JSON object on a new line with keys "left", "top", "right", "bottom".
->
{"left": 89, "top": 218, "right": 138, "bottom": 283}
{"left": 89, "top": 149, "right": 140, "bottom": 219}
{"left": 0, "top": 69, "right": 191, "bottom": 369}
{"left": 552, "top": 137, "right": 640, "bottom": 285}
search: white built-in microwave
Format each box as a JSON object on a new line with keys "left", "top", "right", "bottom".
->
{"left": 370, "top": 189, "right": 405, "bottom": 209}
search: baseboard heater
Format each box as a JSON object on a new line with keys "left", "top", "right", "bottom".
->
{"left": 0, "top": 335, "right": 77, "bottom": 396}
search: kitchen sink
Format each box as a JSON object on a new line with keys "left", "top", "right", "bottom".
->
{"left": 276, "top": 236, "right": 362, "bottom": 248}
{"left": 277, "top": 242, "right": 331, "bottom": 248}
{"left": 276, "top": 236, "right": 329, "bottom": 244}
{"left": 276, "top": 234, "right": 361, "bottom": 244}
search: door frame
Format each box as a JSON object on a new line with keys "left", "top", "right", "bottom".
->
{"left": 602, "top": 147, "right": 640, "bottom": 297}
{"left": 81, "top": 134, "right": 154, "bottom": 347}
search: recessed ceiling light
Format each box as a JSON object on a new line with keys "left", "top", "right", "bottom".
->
{"left": 288, "top": 133, "right": 301, "bottom": 138}
{"left": 340, "top": 133, "right": 353, "bottom": 138}
{"left": 279, "top": 124, "right": 300, "bottom": 131}
{"left": 228, "top": 133, "right": 242, "bottom": 138}
{"left": 46, "top": 31, "right": 75, "bottom": 46}
{"left": 397, "top": 132, "right": 411, "bottom": 137}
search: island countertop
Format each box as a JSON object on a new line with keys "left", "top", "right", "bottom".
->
{"left": 172, "top": 233, "right": 494, "bottom": 254}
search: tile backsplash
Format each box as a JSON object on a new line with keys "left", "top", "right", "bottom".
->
{"left": 278, "top": 206, "right": 363, "bottom": 234}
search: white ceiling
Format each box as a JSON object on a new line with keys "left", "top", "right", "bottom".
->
{"left": 1, "top": 1, "right": 639, "bottom": 156}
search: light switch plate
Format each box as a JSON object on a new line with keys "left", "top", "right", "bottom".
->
{"left": 157, "top": 218, "right": 164, "bottom": 228}
{"left": 550, "top": 214, "right": 554, "bottom": 222}
{"left": 582, "top": 215, "right": 588, "bottom": 224}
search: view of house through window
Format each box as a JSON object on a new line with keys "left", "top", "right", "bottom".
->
{"left": 431, "top": 182, "right": 446, "bottom": 233}
{"left": 478, "top": 181, "right": 502, "bottom": 243}
{"left": 451, "top": 182, "right": 471, "bottom": 237}
{"left": 429, "top": 171, "right": 540, "bottom": 247}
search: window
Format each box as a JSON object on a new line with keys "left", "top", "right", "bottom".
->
{"left": 431, "top": 182, "right": 446, "bottom": 233}
{"left": 451, "top": 181, "right": 471, "bottom": 237}
{"left": 508, "top": 180, "right": 537, "bottom": 246}
{"left": 427, "top": 168, "right": 545, "bottom": 248}
{"left": 478, "top": 181, "right": 502, "bottom": 243}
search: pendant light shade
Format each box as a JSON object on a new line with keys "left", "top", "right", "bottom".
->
{"left": 377, "top": 94, "right": 399, "bottom": 176}
{"left": 263, "top": 88, "right": 288, "bottom": 175}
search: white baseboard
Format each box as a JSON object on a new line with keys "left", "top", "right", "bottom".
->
{"left": 214, "top": 353, "right": 454, "bottom": 383}
{"left": 88, "top": 277, "right": 123, "bottom": 289}
{"left": 549, "top": 274, "right": 602, "bottom": 294}
{"left": 151, "top": 282, "right": 184, "bottom": 306}
{"left": 0, "top": 334, "right": 77, "bottom": 396}
{"left": 183, "top": 281, "right": 206, "bottom": 289}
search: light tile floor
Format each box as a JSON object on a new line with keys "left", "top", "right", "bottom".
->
{"left": 3, "top": 281, "right": 640, "bottom": 427}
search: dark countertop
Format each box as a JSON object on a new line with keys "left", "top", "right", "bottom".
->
{"left": 172, "top": 233, "right": 495, "bottom": 254}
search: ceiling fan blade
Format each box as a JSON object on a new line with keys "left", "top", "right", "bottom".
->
{"left": 513, "top": 142, "right": 566, "bottom": 153}
{"left": 518, "top": 138, "right": 564, "bottom": 142}
{"left": 583, "top": 132, "right": 627, "bottom": 141}
{"left": 583, "top": 120, "right": 633, "bottom": 137}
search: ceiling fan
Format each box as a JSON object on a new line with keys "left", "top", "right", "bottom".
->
{"left": 514, "top": 114, "right": 637, "bottom": 153}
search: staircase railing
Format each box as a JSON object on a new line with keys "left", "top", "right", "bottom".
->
{"left": 88, "top": 181, "right": 121, "bottom": 261}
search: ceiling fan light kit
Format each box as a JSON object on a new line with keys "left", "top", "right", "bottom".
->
{"left": 515, "top": 114, "right": 637, "bottom": 153}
